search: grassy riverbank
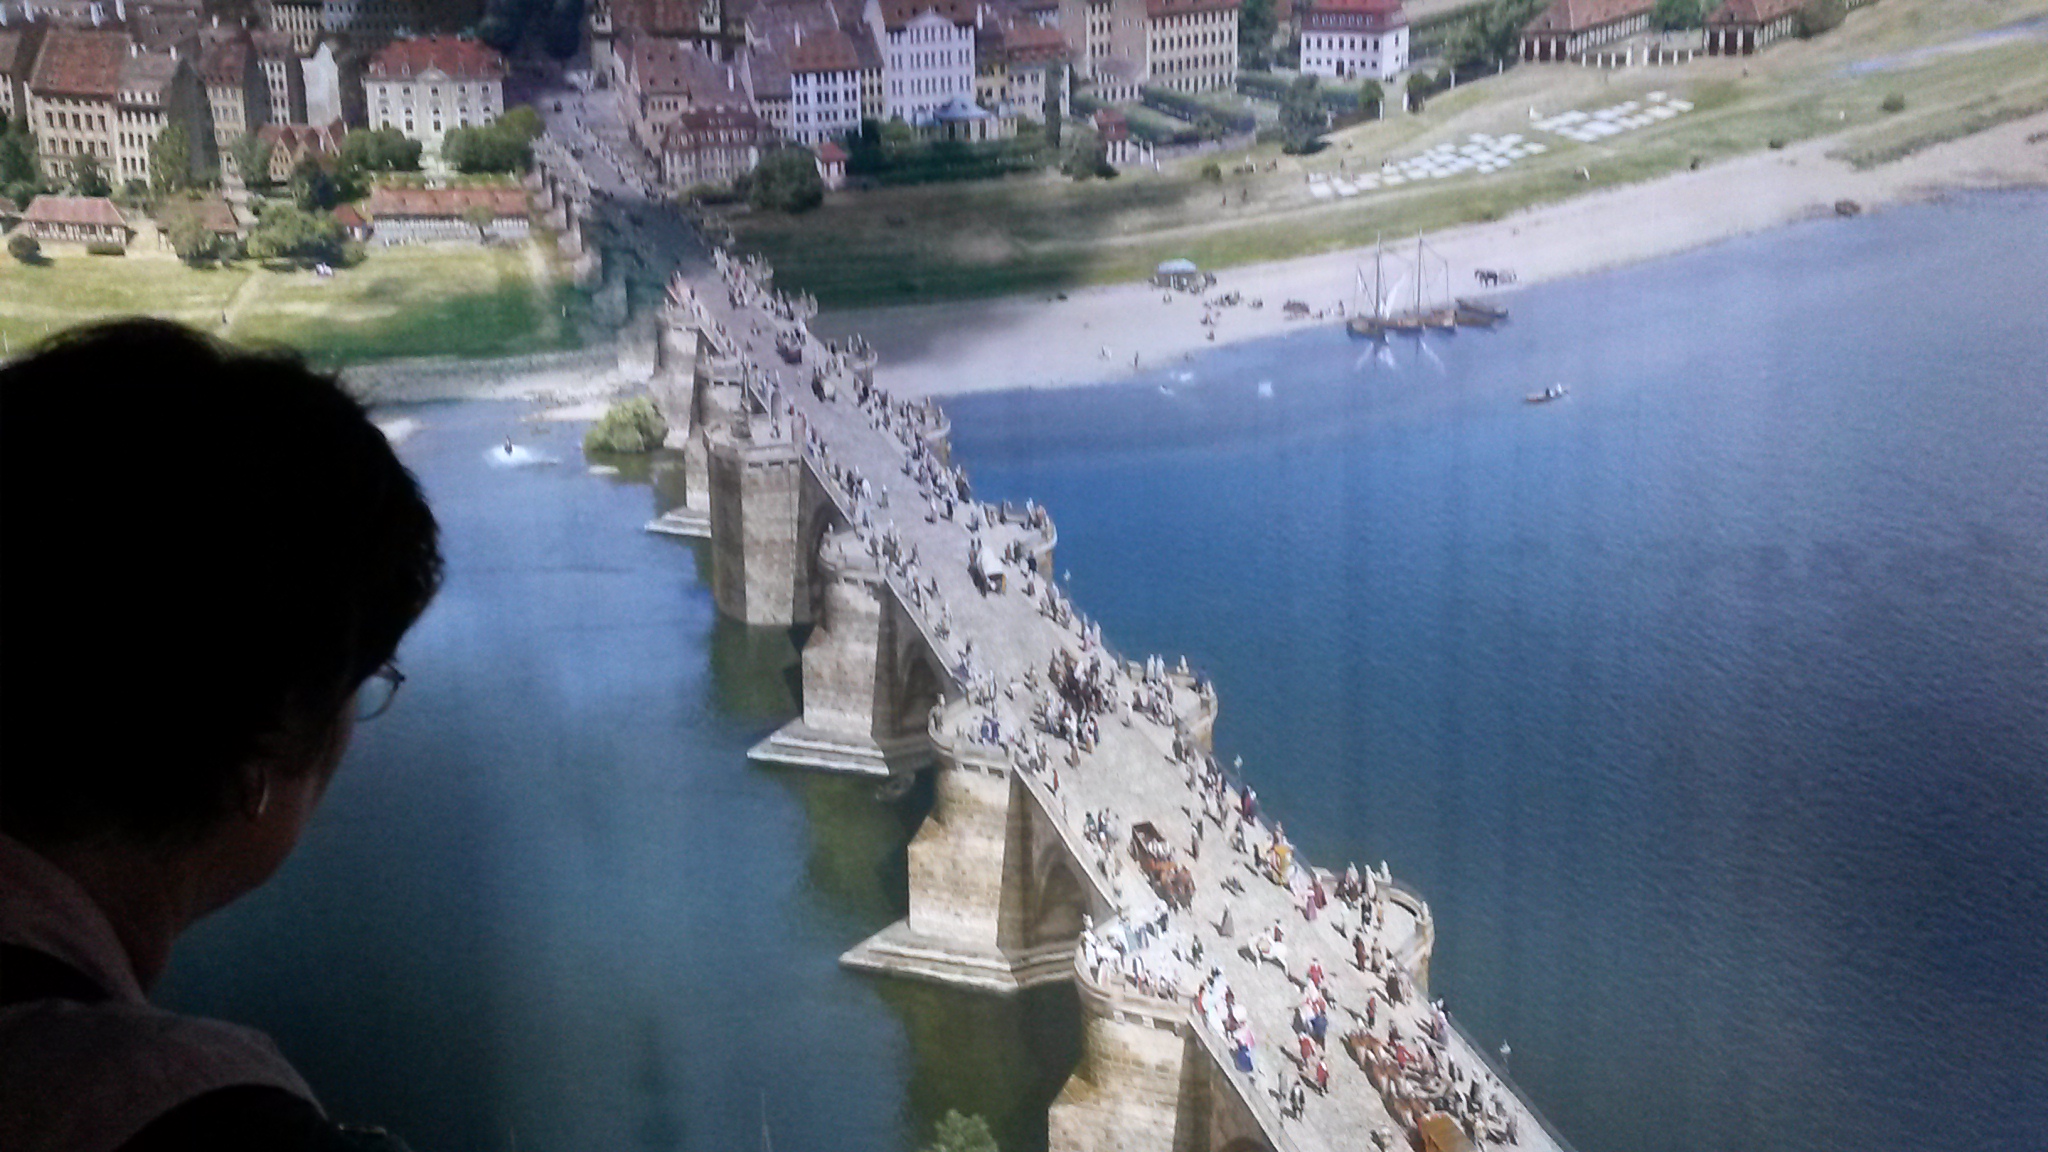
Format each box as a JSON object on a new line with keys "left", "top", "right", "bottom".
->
{"left": 0, "top": 241, "right": 585, "bottom": 366}
{"left": 725, "top": 0, "right": 2048, "bottom": 308}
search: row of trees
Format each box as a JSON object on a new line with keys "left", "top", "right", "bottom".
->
{"left": 442, "top": 107, "right": 544, "bottom": 174}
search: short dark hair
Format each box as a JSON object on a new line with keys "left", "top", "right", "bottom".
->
{"left": 0, "top": 320, "right": 442, "bottom": 845}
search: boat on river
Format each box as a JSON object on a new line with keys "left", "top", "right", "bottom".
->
{"left": 1526, "top": 384, "right": 1569, "bottom": 404}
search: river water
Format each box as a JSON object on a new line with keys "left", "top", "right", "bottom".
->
{"left": 160, "top": 190, "right": 2048, "bottom": 1152}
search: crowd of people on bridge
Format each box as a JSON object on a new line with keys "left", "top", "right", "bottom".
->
{"left": 694, "top": 248, "right": 1537, "bottom": 1152}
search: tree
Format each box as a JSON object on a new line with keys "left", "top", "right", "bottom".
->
{"left": 231, "top": 133, "right": 275, "bottom": 187}
{"left": 1358, "top": 78, "right": 1385, "bottom": 119}
{"left": 443, "top": 112, "right": 537, "bottom": 174}
{"left": 1043, "top": 68, "right": 1063, "bottom": 150}
{"left": 338, "top": 127, "right": 421, "bottom": 177}
{"left": 463, "top": 203, "right": 497, "bottom": 242}
{"left": 8, "top": 234, "right": 40, "bottom": 264}
{"left": 68, "top": 154, "right": 110, "bottom": 198}
{"left": 150, "top": 124, "right": 195, "bottom": 195}
{"left": 246, "top": 202, "right": 343, "bottom": 265}
{"left": 922, "top": 1112, "right": 997, "bottom": 1152}
{"left": 746, "top": 147, "right": 824, "bottom": 213}
{"left": 1279, "top": 76, "right": 1325, "bottom": 153}
{"left": 582, "top": 396, "right": 668, "bottom": 454}
{"left": 159, "top": 203, "right": 220, "bottom": 265}
{"left": 1796, "top": 0, "right": 1846, "bottom": 36}
{"left": 291, "top": 157, "right": 339, "bottom": 211}
{"left": 1238, "top": 0, "right": 1277, "bottom": 70}
{"left": 1446, "top": 0, "right": 1546, "bottom": 72}
{"left": 0, "top": 116, "right": 40, "bottom": 193}
{"left": 1652, "top": 0, "right": 1704, "bottom": 30}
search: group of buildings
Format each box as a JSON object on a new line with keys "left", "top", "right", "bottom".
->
{"left": 1518, "top": 0, "right": 1873, "bottom": 64}
{"left": 0, "top": 0, "right": 504, "bottom": 192}
{"left": 587, "top": 0, "right": 1252, "bottom": 191}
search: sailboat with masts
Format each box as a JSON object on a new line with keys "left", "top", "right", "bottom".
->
{"left": 1349, "top": 234, "right": 1457, "bottom": 338}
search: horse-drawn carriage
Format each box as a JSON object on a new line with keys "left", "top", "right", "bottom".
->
{"left": 969, "top": 539, "right": 1007, "bottom": 594}
{"left": 1129, "top": 822, "right": 1195, "bottom": 909}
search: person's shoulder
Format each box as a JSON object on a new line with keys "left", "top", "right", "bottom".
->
{"left": 120, "top": 1085, "right": 415, "bottom": 1152}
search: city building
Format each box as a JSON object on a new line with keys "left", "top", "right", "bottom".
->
{"left": 261, "top": 0, "right": 325, "bottom": 54}
{"left": 198, "top": 28, "right": 269, "bottom": 178}
{"left": 1519, "top": 0, "right": 1652, "bottom": 62}
{"left": 19, "top": 192, "right": 131, "bottom": 244}
{"left": 813, "top": 137, "right": 845, "bottom": 186}
{"left": 783, "top": 25, "right": 863, "bottom": 145}
{"left": 363, "top": 34, "right": 504, "bottom": 148}
{"left": 251, "top": 28, "right": 306, "bottom": 123}
{"left": 0, "top": 22, "right": 52, "bottom": 124}
{"left": 974, "top": 7, "right": 1068, "bottom": 124}
{"left": 617, "top": 33, "right": 749, "bottom": 158}
{"left": 1142, "top": 0, "right": 1237, "bottom": 94}
{"left": 864, "top": 0, "right": 977, "bottom": 127}
{"left": 1299, "top": 0, "right": 1405, "bottom": 82}
{"left": 660, "top": 106, "right": 763, "bottom": 187}
{"left": 256, "top": 115, "right": 344, "bottom": 180}
{"left": 1704, "top": 0, "right": 1801, "bottom": 55}
{"left": 26, "top": 27, "right": 208, "bottom": 186}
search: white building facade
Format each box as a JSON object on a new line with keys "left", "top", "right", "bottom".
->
{"left": 1300, "top": 0, "right": 1406, "bottom": 82}
{"left": 363, "top": 35, "right": 505, "bottom": 148}
{"left": 865, "top": 0, "right": 976, "bottom": 126}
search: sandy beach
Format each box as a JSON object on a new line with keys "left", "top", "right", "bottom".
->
{"left": 820, "top": 111, "right": 2048, "bottom": 399}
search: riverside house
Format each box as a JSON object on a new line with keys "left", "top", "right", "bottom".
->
{"left": 20, "top": 193, "right": 133, "bottom": 246}
{"left": 1518, "top": 0, "right": 1653, "bottom": 62}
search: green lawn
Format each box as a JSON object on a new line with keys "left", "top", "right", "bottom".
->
{"left": 726, "top": 0, "right": 2048, "bottom": 308}
{"left": 0, "top": 241, "right": 585, "bottom": 366}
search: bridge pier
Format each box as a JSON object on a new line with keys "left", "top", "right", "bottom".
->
{"left": 706, "top": 426, "right": 816, "bottom": 627}
{"left": 843, "top": 708, "right": 1102, "bottom": 992}
{"left": 747, "top": 528, "right": 939, "bottom": 775}
{"left": 1048, "top": 955, "right": 1281, "bottom": 1152}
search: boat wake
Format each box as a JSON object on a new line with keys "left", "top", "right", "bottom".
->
{"left": 487, "top": 443, "right": 559, "bottom": 468}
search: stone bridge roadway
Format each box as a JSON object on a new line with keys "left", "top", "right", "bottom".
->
{"left": 675, "top": 257, "right": 1567, "bottom": 1152}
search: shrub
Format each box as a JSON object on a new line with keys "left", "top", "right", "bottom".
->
{"left": 1880, "top": 93, "right": 1906, "bottom": 114}
{"left": 1796, "top": 0, "right": 1845, "bottom": 37}
{"left": 1200, "top": 161, "right": 1223, "bottom": 182}
{"left": 583, "top": 396, "right": 668, "bottom": 455}
{"left": 8, "top": 233, "right": 40, "bottom": 263}
{"left": 86, "top": 241, "right": 126, "bottom": 256}
{"left": 745, "top": 147, "right": 825, "bottom": 213}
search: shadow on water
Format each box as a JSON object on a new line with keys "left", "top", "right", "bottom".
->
{"left": 877, "top": 980, "right": 1083, "bottom": 1152}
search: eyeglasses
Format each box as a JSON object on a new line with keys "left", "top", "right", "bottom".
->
{"left": 357, "top": 663, "right": 406, "bottom": 721}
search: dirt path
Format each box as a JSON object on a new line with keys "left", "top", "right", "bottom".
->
{"left": 217, "top": 268, "right": 267, "bottom": 336}
{"left": 522, "top": 238, "right": 561, "bottom": 343}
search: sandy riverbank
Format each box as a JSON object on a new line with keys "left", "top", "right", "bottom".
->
{"left": 819, "top": 111, "right": 2048, "bottom": 399}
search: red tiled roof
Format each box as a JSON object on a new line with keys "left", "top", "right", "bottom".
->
{"left": 786, "top": 26, "right": 862, "bottom": 73}
{"left": 259, "top": 119, "right": 348, "bottom": 155}
{"left": 875, "top": 0, "right": 977, "bottom": 30}
{"left": 1523, "top": 0, "right": 1652, "bottom": 34}
{"left": 979, "top": 19, "right": 1068, "bottom": 65}
{"left": 663, "top": 107, "right": 763, "bottom": 151}
{"left": 1146, "top": 0, "right": 1242, "bottom": 17}
{"left": 363, "top": 185, "right": 529, "bottom": 219}
{"left": 332, "top": 203, "right": 367, "bottom": 227}
{"left": 627, "top": 34, "right": 743, "bottom": 98}
{"left": 27, "top": 28, "right": 125, "bottom": 98}
{"left": 1308, "top": 0, "right": 1404, "bottom": 16}
{"left": 174, "top": 195, "right": 242, "bottom": 235}
{"left": 1706, "top": 0, "right": 1802, "bottom": 25}
{"left": 815, "top": 140, "right": 848, "bottom": 162}
{"left": 23, "top": 194, "right": 128, "bottom": 227}
{"left": 365, "top": 35, "right": 506, "bottom": 81}
{"left": 198, "top": 34, "right": 251, "bottom": 87}
{"left": 613, "top": 0, "right": 722, "bottom": 36}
